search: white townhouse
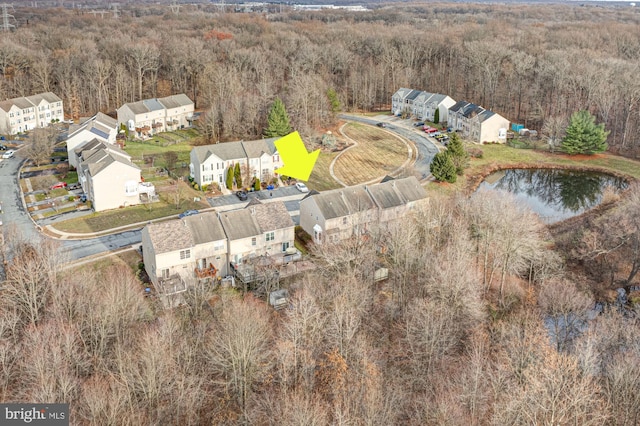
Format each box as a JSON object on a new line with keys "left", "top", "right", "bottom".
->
{"left": 0, "top": 92, "right": 64, "bottom": 135}
{"left": 190, "top": 142, "right": 248, "bottom": 190}
{"left": 412, "top": 92, "right": 456, "bottom": 124}
{"left": 391, "top": 88, "right": 422, "bottom": 116}
{"left": 66, "top": 112, "right": 118, "bottom": 169}
{"left": 190, "top": 138, "right": 281, "bottom": 189}
{"left": 141, "top": 211, "right": 228, "bottom": 295}
{"left": 157, "top": 94, "right": 195, "bottom": 130}
{"left": 117, "top": 94, "right": 194, "bottom": 138}
{"left": 300, "top": 176, "right": 428, "bottom": 244}
{"left": 448, "top": 100, "right": 509, "bottom": 143}
{"left": 78, "top": 143, "right": 143, "bottom": 211}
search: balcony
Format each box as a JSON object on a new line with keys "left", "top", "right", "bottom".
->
{"left": 194, "top": 263, "right": 218, "bottom": 279}
{"left": 156, "top": 274, "right": 187, "bottom": 295}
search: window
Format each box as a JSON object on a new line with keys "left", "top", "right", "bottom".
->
{"left": 265, "top": 231, "right": 274, "bottom": 242}
{"left": 161, "top": 268, "right": 170, "bottom": 279}
{"left": 342, "top": 217, "right": 347, "bottom": 225}
{"left": 282, "top": 242, "right": 289, "bottom": 252}
{"left": 124, "top": 181, "right": 138, "bottom": 195}
{"left": 180, "top": 249, "right": 191, "bottom": 260}
{"left": 251, "top": 237, "right": 257, "bottom": 246}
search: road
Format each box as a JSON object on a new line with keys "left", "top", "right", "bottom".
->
{"left": 338, "top": 113, "right": 442, "bottom": 180}
{"left": 0, "top": 153, "right": 143, "bottom": 262}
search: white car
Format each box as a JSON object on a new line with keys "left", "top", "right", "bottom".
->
{"left": 295, "top": 182, "right": 309, "bottom": 193}
{"left": 2, "top": 150, "right": 15, "bottom": 159}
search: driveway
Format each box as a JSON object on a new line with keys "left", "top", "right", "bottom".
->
{"left": 338, "top": 113, "right": 442, "bottom": 181}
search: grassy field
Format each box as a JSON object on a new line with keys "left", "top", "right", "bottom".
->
{"left": 307, "top": 150, "right": 342, "bottom": 191}
{"left": 51, "top": 186, "right": 211, "bottom": 234}
{"left": 332, "top": 122, "right": 409, "bottom": 186}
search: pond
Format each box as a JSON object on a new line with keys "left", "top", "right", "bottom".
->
{"left": 476, "top": 168, "right": 628, "bottom": 224}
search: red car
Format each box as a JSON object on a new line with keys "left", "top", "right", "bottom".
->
{"left": 50, "top": 182, "right": 68, "bottom": 190}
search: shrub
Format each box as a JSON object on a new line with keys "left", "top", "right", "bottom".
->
{"left": 201, "top": 184, "right": 209, "bottom": 192}
{"left": 467, "top": 147, "right": 484, "bottom": 158}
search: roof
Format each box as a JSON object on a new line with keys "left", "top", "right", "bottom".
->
{"left": 184, "top": 212, "right": 226, "bottom": 245}
{"left": 449, "top": 100, "right": 470, "bottom": 113}
{"left": 367, "top": 177, "right": 427, "bottom": 209}
{"left": 95, "top": 112, "right": 117, "bottom": 128}
{"left": 142, "top": 98, "right": 165, "bottom": 112}
{"left": 157, "top": 94, "right": 193, "bottom": 109}
{"left": 393, "top": 87, "right": 413, "bottom": 100}
{"left": 122, "top": 101, "right": 149, "bottom": 115}
{"left": 477, "top": 110, "right": 496, "bottom": 123}
{"left": 427, "top": 93, "right": 449, "bottom": 105}
{"left": 82, "top": 149, "right": 139, "bottom": 177}
{"left": 305, "top": 184, "right": 375, "bottom": 220}
{"left": 241, "top": 139, "right": 270, "bottom": 158}
{"left": 462, "top": 103, "right": 484, "bottom": 119}
{"left": 145, "top": 220, "right": 194, "bottom": 254}
{"left": 406, "top": 90, "right": 422, "bottom": 101}
{"left": 145, "top": 211, "right": 226, "bottom": 255}
{"left": 26, "top": 92, "right": 62, "bottom": 105}
{"left": 192, "top": 141, "right": 247, "bottom": 163}
{"left": 413, "top": 91, "right": 434, "bottom": 104}
{"left": 391, "top": 176, "right": 428, "bottom": 203}
{"left": 251, "top": 202, "right": 294, "bottom": 232}
{"left": 219, "top": 209, "right": 261, "bottom": 240}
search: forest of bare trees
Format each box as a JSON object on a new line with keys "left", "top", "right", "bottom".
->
{"left": 1, "top": 187, "right": 639, "bottom": 424}
{"left": 2, "top": 4, "right": 640, "bottom": 155}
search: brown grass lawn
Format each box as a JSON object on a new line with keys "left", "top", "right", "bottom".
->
{"left": 51, "top": 183, "right": 211, "bottom": 234}
{"left": 307, "top": 150, "right": 342, "bottom": 191}
{"left": 333, "top": 123, "right": 409, "bottom": 186}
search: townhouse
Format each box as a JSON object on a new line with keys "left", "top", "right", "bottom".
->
{"left": 448, "top": 100, "right": 509, "bottom": 143}
{"left": 66, "top": 112, "right": 119, "bottom": 169}
{"left": 190, "top": 138, "right": 282, "bottom": 189}
{"left": 412, "top": 92, "right": 456, "bottom": 123}
{"left": 77, "top": 141, "right": 144, "bottom": 211}
{"left": 117, "top": 93, "right": 194, "bottom": 138}
{"left": 0, "top": 92, "right": 64, "bottom": 135}
{"left": 141, "top": 200, "right": 295, "bottom": 297}
{"left": 300, "top": 176, "right": 428, "bottom": 244}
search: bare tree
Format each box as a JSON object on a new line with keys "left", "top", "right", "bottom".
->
{"left": 21, "top": 126, "right": 58, "bottom": 166}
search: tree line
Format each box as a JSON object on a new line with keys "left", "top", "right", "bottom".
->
{"left": 1, "top": 4, "right": 640, "bottom": 156}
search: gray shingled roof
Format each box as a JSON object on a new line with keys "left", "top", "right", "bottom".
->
{"left": 192, "top": 142, "right": 247, "bottom": 163}
{"left": 241, "top": 139, "right": 270, "bottom": 158}
{"left": 219, "top": 209, "right": 261, "bottom": 240}
{"left": 367, "top": 183, "right": 404, "bottom": 209}
{"left": 390, "top": 176, "right": 428, "bottom": 203}
{"left": 26, "top": 92, "right": 62, "bottom": 105}
{"left": 143, "top": 98, "right": 164, "bottom": 112}
{"left": 82, "top": 149, "right": 139, "bottom": 177}
{"left": 184, "top": 212, "right": 227, "bottom": 244}
{"left": 477, "top": 110, "right": 496, "bottom": 123}
{"left": 146, "top": 220, "right": 194, "bottom": 254}
{"left": 158, "top": 94, "right": 193, "bottom": 109}
{"left": 251, "top": 202, "right": 294, "bottom": 232}
{"left": 124, "top": 101, "right": 149, "bottom": 115}
{"left": 449, "top": 100, "right": 469, "bottom": 113}
{"left": 95, "top": 112, "right": 117, "bottom": 128}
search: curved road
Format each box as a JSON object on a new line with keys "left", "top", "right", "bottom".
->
{"left": 338, "top": 113, "right": 441, "bottom": 181}
{"left": 0, "top": 154, "right": 142, "bottom": 261}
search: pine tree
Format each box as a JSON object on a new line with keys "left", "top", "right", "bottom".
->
{"left": 226, "top": 167, "right": 234, "bottom": 190}
{"left": 430, "top": 152, "right": 457, "bottom": 183}
{"left": 263, "top": 98, "right": 292, "bottom": 138}
{"left": 434, "top": 108, "right": 440, "bottom": 124}
{"left": 561, "top": 110, "right": 609, "bottom": 155}
{"left": 234, "top": 163, "right": 242, "bottom": 189}
{"left": 254, "top": 178, "right": 261, "bottom": 191}
{"left": 327, "top": 88, "right": 341, "bottom": 114}
{"left": 446, "top": 133, "right": 469, "bottom": 175}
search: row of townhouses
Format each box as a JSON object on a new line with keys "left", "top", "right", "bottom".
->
{"left": 300, "top": 176, "right": 428, "bottom": 244}
{"left": 392, "top": 88, "right": 510, "bottom": 143}
{"left": 0, "top": 92, "right": 64, "bottom": 134}
{"left": 117, "top": 94, "right": 195, "bottom": 139}
{"left": 190, "top": 138, "right": 282, "bottom": 189}
{"left": 141, "top": 199, "right": 295, "bottom": 295}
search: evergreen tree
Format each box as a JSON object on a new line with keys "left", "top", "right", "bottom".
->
{"left": 327, "top": 88, "right": 341, "bottom": 114}
{"left": 430, "top": 152, "right": 457, "bottom": 183}
{"left": 263, "top": 98, "right": 292, "bottom": 138}
{"left": 561, "top": 110, "right": 609, "bottom": 155}
{"left": 446, "top": 133, "right": 469, "bottom": 175}
{"left": 234, "top": 163, "right": 242, "bottom": 188}
{"left": 226, "top": 167, "right": 233, "bottom": 190}
{"left": 434, "top": 108, "right": 440, "bottom": 124}
{"left": 254, "top": 178, "right": 261, "bottom": 191}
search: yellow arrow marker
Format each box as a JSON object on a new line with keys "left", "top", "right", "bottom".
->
{"left": 275, "top": 131, "right": 319, "bottom": 181}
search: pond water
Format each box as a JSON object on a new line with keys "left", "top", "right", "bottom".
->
{"left": 476, "top": 168, "right": 628, "bottom": 224}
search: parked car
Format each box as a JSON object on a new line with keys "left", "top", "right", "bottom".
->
{"left": 376, "top": 122, "right": 388, "bottom": 128}
{"left": 413, "top": 121, "right": 425, "bottom": 127}
{"left": 295, "top": 182, "right": 309, "bottom": 193}
{"left": 80, "top": 194, "right": 87, "bottom": 203}
{"left": 178, "top": 209, "right": 199, "bottom": 219}
{"left": 2, "top": 150, "right": 15, "bottom": 159}
{"left": 0, "top": 145, "right": 6, "bottom": 150}
{"left": 236, "top": 190, "right": 248, "bottom": 201}
{"left": 50, "top": 182, "right": 67, "bottom": 190}
{"left": 68, "top": 183, "right": 81, "bottom": 190}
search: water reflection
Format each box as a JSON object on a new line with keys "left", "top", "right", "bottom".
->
{"left": 477, "top": 169, "right": 627, "bottom": 223}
